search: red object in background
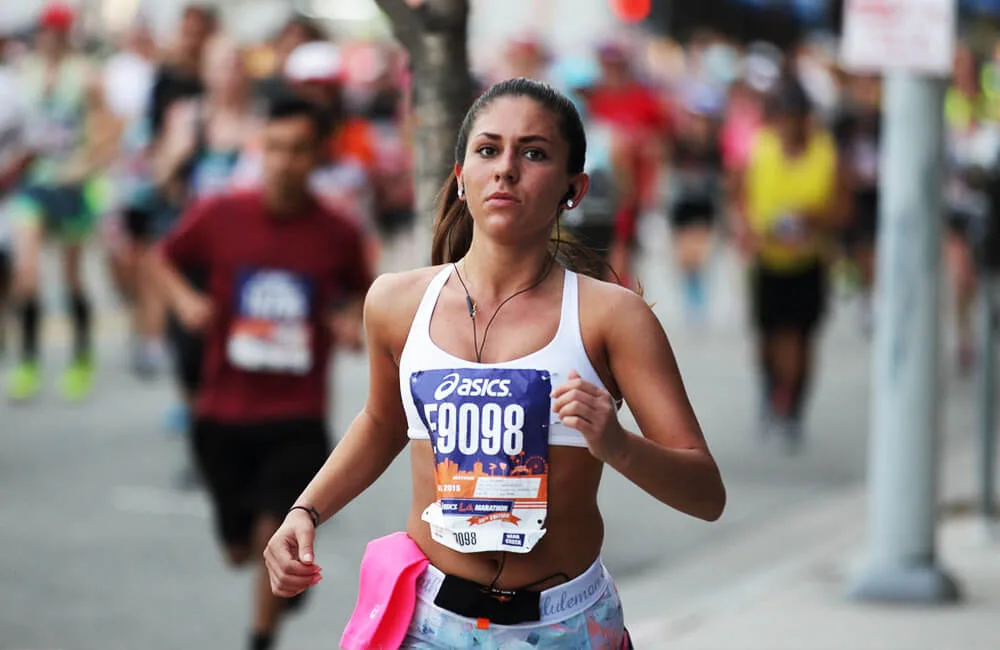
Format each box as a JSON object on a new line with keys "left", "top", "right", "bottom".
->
{"left": 587, "top": 84, "right": 670, "bottom": 211}
{"left": 610, "top": 0, "right": 651, "bottom": 23}
{"left": 39, "top": 3, "right": 75, "bottom": 32}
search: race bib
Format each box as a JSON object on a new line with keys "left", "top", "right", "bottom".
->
{"left": 227, "top": 270, "right": 313, "bottom": 375}
{"left": 771, "top": 213, "right": 810, "bottom": 246}
{"left": 411, "top": 368, "right": 551, "bottom": 554}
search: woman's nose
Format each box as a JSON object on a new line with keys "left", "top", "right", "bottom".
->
{"left": 493, "top": 150, "right": 518, "bottom": 183}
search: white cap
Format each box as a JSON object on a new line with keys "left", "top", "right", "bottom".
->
{"left": 743, "top": 42, "right": 784, "bottom": 93}
{"left": 284, "top": 41, "right": 342, "bottom": 83}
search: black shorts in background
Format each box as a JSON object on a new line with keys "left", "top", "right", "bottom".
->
{"left": 0, "top": 247, "right": 11, "bottom": 294}
{"left": 669, "top": 200, "right": 716, "bottom": 230}
{"left": 842, "top": 191, "right": 879, "bottom": 249}
{"left": 751, "top": 260, "right": 828, "bottom": 336}
{"left": 193, "top": 418, "right": 331, "bottom": 548}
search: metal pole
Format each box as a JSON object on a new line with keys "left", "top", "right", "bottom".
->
{"left": 978, "top": 274, "right": 998, "bottom": 535}
{"left": 848, "top": 72, "right": 961, "bottom": 603}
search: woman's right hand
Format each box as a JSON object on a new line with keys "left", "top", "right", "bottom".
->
{"left": 264, "top": 510, "right": 323, "bottom": 597}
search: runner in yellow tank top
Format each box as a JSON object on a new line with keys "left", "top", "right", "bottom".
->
{"left": 738, "top": 78, "right": 845, "bottom": 452}
{"left": 745, "top": 117, "right": 837, "bottom": 272}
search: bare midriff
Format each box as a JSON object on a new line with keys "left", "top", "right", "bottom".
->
{"left": 406, "top": 439, "right": 605, "bottom": 591}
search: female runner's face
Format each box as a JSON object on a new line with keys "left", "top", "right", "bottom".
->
{"left": 457, "top": 96, "right": 575, "bottom": 247}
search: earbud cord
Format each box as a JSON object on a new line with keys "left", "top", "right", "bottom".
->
{"left": 452, "top": 246, "right": 557, "bottom": 364}
{"left": 451, "top": 219, "right": 566, "bottom": 593}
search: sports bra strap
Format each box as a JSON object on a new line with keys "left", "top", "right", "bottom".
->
{"left": 409, "top": 266, "right": 453, "bottom": 346}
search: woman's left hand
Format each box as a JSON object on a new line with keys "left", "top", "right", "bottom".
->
{"left": 551, "top": 369, "right": 629, "bottom": 464}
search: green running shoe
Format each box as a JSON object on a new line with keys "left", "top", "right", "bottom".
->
{"left": 60, "top": 357, "right": 95, "bottom": 402}
{"left": 7, "top": 362, "right": 42, "bottom": 402}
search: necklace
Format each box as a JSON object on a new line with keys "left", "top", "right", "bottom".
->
{"left": 452, "top": 256, "right": 557, "bottom": 363}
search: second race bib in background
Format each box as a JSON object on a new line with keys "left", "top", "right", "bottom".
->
{"left": 227, "top": 269, "right": 313, "bottom": 375}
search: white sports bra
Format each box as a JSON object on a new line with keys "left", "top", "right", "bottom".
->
{"left": 399, "top": 265, "right": 610, "bottom": 449}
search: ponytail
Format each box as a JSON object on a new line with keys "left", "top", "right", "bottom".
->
{"left": 431, "top": 172, "right": 473, "bottom": 265}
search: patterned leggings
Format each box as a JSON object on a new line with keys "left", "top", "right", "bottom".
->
{"left": 400, "top": 580, "right": 628, "bottom": 649}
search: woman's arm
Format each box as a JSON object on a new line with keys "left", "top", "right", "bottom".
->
{"left": 728, "top": 166, "right": 759, "bottom": 258}
{"left": 293, "top": 273, "right": 411, "bottom": 525}
{"left": 803, "top": 134, "right": 852, "bottom": 229}
{"left": 605, "top": 290, "right": 725, "bottom": 520}
{"left": 152, "top": 100, "right": 197, "bottom": 189}
{"left": 828, "top": 155, "right": 853, "bottom": 229}
{"left": 552, "top": 286, "right": 726, "bottom": 521}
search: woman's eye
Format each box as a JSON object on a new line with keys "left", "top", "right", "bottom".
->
{"left": 524, "top": 149, "right": 547, "bottom": 161}
{"left": 476, "top": 145, "right": 497, "bottom": 156}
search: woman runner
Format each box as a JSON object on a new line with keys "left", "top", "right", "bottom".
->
{"left": 264, "top": 78, "right": 726, "bottom": 648}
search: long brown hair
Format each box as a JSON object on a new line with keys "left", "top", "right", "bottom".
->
{"left": 430, "top": 78, "right": 621, "bottom": 285}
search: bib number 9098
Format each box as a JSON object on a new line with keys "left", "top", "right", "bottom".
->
{"left": 424, "top": 403, "right": 525, "bottom": 456}
{"left": 454, "top": 531, "right": 477, "bottom": 547}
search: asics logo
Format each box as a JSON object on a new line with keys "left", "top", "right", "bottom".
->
{"left": 433, "top": 373, "right": 512, "bottom": 400}
{"left": 433, "top": 373, "right": 461, "bottom": 399}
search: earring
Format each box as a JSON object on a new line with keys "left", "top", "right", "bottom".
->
{"left": 566, "top": 199, "right": 575, "bottom": 209}
{"left": 457, "top": 185, "right": 465, "bottom": 199}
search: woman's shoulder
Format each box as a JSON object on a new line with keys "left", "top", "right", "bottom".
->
{"left": 365, "top": 265, "right": 450, "bottom": 329}
{"left": 370, "top": 264, "right": 448, "bottom": 296}
{"left": 575, "top": 272, "right": 652, "bottom": 325}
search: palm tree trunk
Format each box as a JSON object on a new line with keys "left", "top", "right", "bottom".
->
{"left": 374, "top": 0, "right": 474, "bottom": 263}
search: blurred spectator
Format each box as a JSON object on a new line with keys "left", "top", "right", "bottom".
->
{"left": 831, "top": 72, "right": 882, "bottom": 334}
{"left": 255, "top": 14, "right": 326, "bottom": 109}
{"left": 103, "top": 21, "right": 158, "bottom": 124}
{"left": 557, "top": 56, "right": 623, "bottom": 269}
{"left": 233, "top": 41, "right": 380, "bottom": 263}
{"left": 344, "top": 42, "right": 416, "bottom": 241}
{"left": 720, "top": 78, "right": 764, "bottom": 177}
{"left": 666, "top": 81, "right": 725, "bottom": 323}
{"left": 151, "top": 35, "right": 262, "bottom": 487}
{"left": 148, "top": 4, "right": 218, "bottom": 143}
{"left": 586, "top": 39, "right": 672, "bottom": 286}
{"left": 499, "top": 35, "right": 551, "bottom": 83}
{"left": 791, "top": 37, "right": 840, "bottom": 125}
{"left": 944, "top": 44, "right": 991, "bottom": 374}
{"left": 0, "top": 30, "right": 28, "bottom": 357}
{"left": 5, "top": 2, "right": 112, "bottom": 402}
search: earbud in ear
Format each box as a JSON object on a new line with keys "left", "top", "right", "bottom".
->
{"left": 457, "top": 184, "right": 465, "bottom": 199}
{"left": 563, "top": 186, "right": 576, "bottom": 208}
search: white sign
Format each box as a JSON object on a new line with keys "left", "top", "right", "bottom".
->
{"left": 839, "top": 0, "right": 956, "bottom": 76}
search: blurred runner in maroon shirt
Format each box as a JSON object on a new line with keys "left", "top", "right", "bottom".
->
{"left": 154, "top": 95, "right": 371, "bottom": 650}
{"left": 586, "top": 41, "right": 671, "bottom": 287}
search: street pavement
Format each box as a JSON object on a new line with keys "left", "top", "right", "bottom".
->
{"left": 0, "top": 215, "right": 982, "bottom": 650}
